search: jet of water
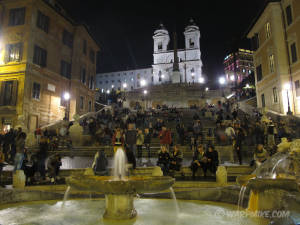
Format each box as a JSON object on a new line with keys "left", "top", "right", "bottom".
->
{"left": 62, "top": 186, "right": 71, "bottom": 209}
{"left": 113, "top": 148, "right": 128, "bottom": 180}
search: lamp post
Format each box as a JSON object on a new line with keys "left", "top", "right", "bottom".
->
{"left": 143, "top": 90, "right": 148, "bottom": 109}
{"left": 284, "top": 83, "right": 293, "bottom": 115}
{"left": 219, "top": 76, "right": 226, "bottom": 97}
{"left": 63, "top": 92, "right": 70, "bottom": 120}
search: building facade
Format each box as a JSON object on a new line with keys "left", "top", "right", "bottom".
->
{"left": 223, "top": 49, "right": 254, "bottom": 86}
{"left": 0, "top": 0, "right": 99, "bottom": 132}
{"left": 96, "top": 19, "right": 203, "bottom": 92}
{"left": 248, "top": 0, "right": 300, "bottom": 115}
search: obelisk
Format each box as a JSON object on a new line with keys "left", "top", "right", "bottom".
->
{"left": 171, "top": 32, "right": 181, "bottom": 83}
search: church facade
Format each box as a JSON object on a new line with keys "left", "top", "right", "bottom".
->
{"left": 96, "top": 19, "right": 203, "bottom": 92}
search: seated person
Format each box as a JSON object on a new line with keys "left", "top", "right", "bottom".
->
{"left": 190, "top": 144, "right": 208, "bottom": 178}
{"left": 206, "top": 145, "right": 219, "bottom": 174}
{"left": 157, "top": 145, "right": 170, "bottom": 176}
{"left": 169, "top": 145, "right": 183, "bottom": 172}
{"left": 254, "top": 144, "right": 269, "bottom": 167}
{"left": 92, "top": 150, "right": 108, "bottom": 176}
{"left": 47, "top": 153, "right": 62, "bottom": 184}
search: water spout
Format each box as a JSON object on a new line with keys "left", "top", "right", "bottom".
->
{"left": 62, "top": 186, "right": 71, "bottom": 209}
{"left": 237, "top": 186, "right": 247, "bottom": 210}
{"left": 170, "top": 187, "right": 179, "bottom": 216}
{"left": 113, "top": 148, "right": 127, "bottom": 180}
{"left": 271, "top": 156, "right": 288, "bottom": 178}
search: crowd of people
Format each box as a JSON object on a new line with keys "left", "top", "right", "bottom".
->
{"left": 0, "top": 94, "right": 299, "bottom": 186}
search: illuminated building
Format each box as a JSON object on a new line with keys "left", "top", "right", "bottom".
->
{"left": 223, "top": 49, "right": 254, "bottom": 86}
{"left": 0, "top": 0, "right": 99, "bottom": 131}
{"left": 247, "top": 0, "right": 300, "bottom": 115}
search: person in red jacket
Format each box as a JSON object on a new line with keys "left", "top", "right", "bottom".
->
{"left": 159, "top": 126, "right": 172, "bottom": 151}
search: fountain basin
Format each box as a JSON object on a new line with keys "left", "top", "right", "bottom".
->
{"left": 66, "top": 174, "right": 175, "bottom": 194}
{"left": 66, "top": 174, "right": 175, "bottom": 220}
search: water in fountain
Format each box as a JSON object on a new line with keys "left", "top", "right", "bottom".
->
{"left": 113, "top": 148, "right": 127, "bottom": 180}
{"left": 170, "top": 187, "right": 180, "bottom": 216}
{"left": 61, "top": 186, "right": 71, "bottom": 209}
{"left": 237, "top": 186, "right": 247, "bottom": 211}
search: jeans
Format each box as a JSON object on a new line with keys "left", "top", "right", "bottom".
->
{"left": 14, "top": 153, "right": 24, "bottom": 172}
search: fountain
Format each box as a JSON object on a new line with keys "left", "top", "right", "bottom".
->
{"left": 237, "top": 139, "right": 300, "bottom": 213}
{"left": 65, "top": 148, "right": 175, "bottom": 220}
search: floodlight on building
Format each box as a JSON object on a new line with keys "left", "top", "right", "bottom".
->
{"left": 141, "top": 79, "right": 147, "bottom": 87}
{"left": 107, "top": 90, "right": 110, "bottom": 94}
{"left": 101, "top": 89, "right": 104, "bottom": 93}
{"left": 63, "top": 92, "right": 70, "bottom": 100}
{"left": 245, "top": 84, "right": 250, "bottom": 88}
{"left": 123, "top": 83, "right": 127, "bottom": 88}
{"left": 198, "top": 77, "right": 205, "bottom": 84}
{"left": 284, "top": 83, "right": 291, "bottom": 90}
{"left": 112, "top": 85, "right": 114, "bottom": 88}
{"left": 143, "top": 90, "right": 148, "bottom": 95}
{"left": 161, "top": 74, "right": 165, "bottom": 78}
{"left": 219, "top": 77, "right": 226, "bottom": 85}
{"left": 230, "top": 75, "right": 235, "bottom": 81}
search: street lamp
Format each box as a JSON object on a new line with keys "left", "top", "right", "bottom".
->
{"left": 219, "top": 77, "right": 226, "bottom": 97}
{"left": 107, "top": 90, "right": 110, "bottom": 94}
{"left": 141, "top": 79, "right": 147, "bottom": 87}
{"left": 198, "top": 77, "right": 205, "bottom": 84}
{"left": 143, "top": 90, "right": 148, "bottom": 95}
{"left": 230, "top": 75, "right": 235, "bottom": 81}
{"left": 205, "top": 87, "right": 209, "bottom": 92}
{"left": 63, "top": 92, "right": 70, "bottom": 120}
{"left": 123, "top": 83, "right": 127, "bottom": 88}
{"left": 284, "top": 83, "right": 293, "bottom": 115}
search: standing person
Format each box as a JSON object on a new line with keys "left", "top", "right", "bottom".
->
{"left": 136, "top": 129, "right": 144, "bottom": 165}
{"left": 36, "top": 136, "right": 48, "bottom": 181}
{"left": 225, "top": 123, "right": 235, "bottom": 145}
{"left": 206, "top": 145, "right": 219, "bottom": 175}
{"left": 157, "top": 145, "right": 170, "bottom": 176}
{"left": 159, "top": 126, "right": 172, "bottom": 151}
{"left": 234, "top": 127, "right": 244, "bottom": 165}
{"left": 35, "top": 127, "right": 42, "bottom": 145}
{"left": 144, "top": 128, "right": 152, "bottom": 164}
{"left": 125, "top": 124, "right": 137, "bottom": 157}
{"left": 0, "top": 148, "right": 5, "bottom": 187}
{"left": 14, "top": 132, "right": 26, "bottom": 172}
{"left": 190, "top": 145, "right": 208, "bottom": 179}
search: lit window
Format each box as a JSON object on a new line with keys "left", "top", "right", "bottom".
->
{"left": 32, "top": 82, "right": 41, "bottom": 100}
{"left": 269, "top": 54, "right": 275, "bottom": 73}
{"left": 273, "top": 87, "right": 278, "bottom": 103}
{"left": 265, "top": 22, "right": 271, "bottom": 39}
{"left": 5, "top": 43, "right": 23, "bottom": 62}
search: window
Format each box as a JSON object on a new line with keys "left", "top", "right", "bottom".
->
{"left": 89, "top": 76, "right": 94, "bottom": 89}
{"left": 252, "top": 33, "right": 260, "bottom": 50}
{"left": 256, "top": 65, "right": 262, "bottom": 81}
{"left": 291, "top": 42, "right": 298, "bottom": 63}
{"left": 158, "top": 71, "right": 162, "bottom": 82}
{"left": 80, "top": 67, "right": 86, "bottom": 84}
{"left": 32, "top": 82, "right": 41, "bottom": 100}
{"left": 79, "top": 96, "right": 84, "bottom": 109}
{"left": 88, "top": 101, "right": 92, "bottom": 112}
{"left": 269, "top": 54, "right": 275, "bottom": 73}
{"left": 137, "top": 81, "right": 140, "bottom": 88}
{"left": 158, "top": 42, "right": 162, "bottom": 50}
{"left": 189, "top": 38, "right": 195, "bottom": 48}
{"left": 89, "top": 50, "right": 95, "bottom": 63}
{"left": 83, "top": 40, "right": 87, "bottom": 55}
{"left": 151, "top": 76, "right": 154, "bottom": 83}
{"left": 261, "top": 94, "right": 265, "bottom": 108}
{"left": 60, "top": 60, "right": 71, "bottom": 79}
{"left": 286, "top": 5, "right": 293, "bottom": 26}
{"left": 33, "top": 45, "right": 47, "bottom": 67}
{"left": 295, "top": 80, "right": 300, "bottom": 97}
{"left": 265, "top": 22, "right": 271, "bottom": 39}
{"left": 5, "top": 43, "right": 22, "bottom": 62}
{"left": 37, "top": 10, "right": 49, "bottom": 33}
{"left": 62, "top": 29, "right": 73, "bottom": 48}
{"left": 273, "top": 87, "right": 278, "bottom": 103}
{"left": 99, "top": 81, "right": 102, "bottom": 84}
{"left": 9, "top": 7, "right": 25, "bottom": 26}
{"left": 0, "top": 80, "right": 18, "bottom": 106}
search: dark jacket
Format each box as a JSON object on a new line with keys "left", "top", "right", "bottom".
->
{"left": 206, "top": 150, "right": 219, "bottom": 166}
{"left": 125, "top": 130, "right": 137, "bottom": 145}
{"left": 144, "top": 133, "right": 151, "bottom": 144}
{"left": 157, "top": 151, "right": 170, "bottom": 165}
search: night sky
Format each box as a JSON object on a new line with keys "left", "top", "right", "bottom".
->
{"left": 58, "top": 0, "right": 265, "bottom": 82}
